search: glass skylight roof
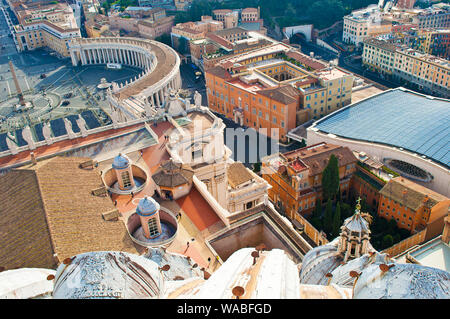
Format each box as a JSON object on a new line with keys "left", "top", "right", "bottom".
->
{"left": 313, "top": 89, "right": 450, "bottom": 168}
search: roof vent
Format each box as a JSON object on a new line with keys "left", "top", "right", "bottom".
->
{"left": 79, "top": 159, "right": 95, "bottom": 169}
{"left": 159, "top": 264, "right": 171, "bottom": 272}
{"left": 379, "top": 263, "right": 395, "bottom": 272}
{"left": 232, "top": 286, "right": 245, "bottom": 299}
{"left": 251, "top": 250, "right": 260, "bottom": 265}
{"left": 92, "top": 186, "right": 108, "bottom": 197}
{"left": 173, "top": 276, "right": 185, "bottom": 281}
{"left": 102, "top": 209, "right": 120, "bottom": 221}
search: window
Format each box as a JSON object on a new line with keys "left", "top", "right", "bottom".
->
{"left": 147, "top": 218, "right": 160, "bottom": 237}
{"left": 121, "top": 171, "right": 132, "bottom": 188}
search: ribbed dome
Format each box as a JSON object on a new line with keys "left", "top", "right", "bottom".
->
{"left": 342, "top": 213, "right": 370, "bottom": 233}
{"left": 112, "top": 153, "right": 131, "bottom": 169}
{"left": 152, "top": 159, "right": 194, "bottom": 188}
{"left": 341, "top": 200, "right": 370, "bottom": 234}
{"left": 299, "top": 238, "right": 342, "bottom": 285}
{"left": 353, "top": 263, "right": 450, "bottom": 299}
{"left": 136, "top": 196, "right": 160, "bottom": 217}
{"left": 52, "top": 251, "right": 163, "bottom": 299}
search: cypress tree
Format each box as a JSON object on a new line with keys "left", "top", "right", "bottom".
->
{"left": 324, "top": 199, "right": 333, "bottom": 235}
{"left": 322, "top": 154, "right": 340, "bottom": 200}
{"left": 312, "top": 198, "right": 322, "bottom": 219}
{"left": 382, "top": 234, "right": 394, "bottom": 249}
{"left": 332, "top": 202, "right": 341, "bottom": 238}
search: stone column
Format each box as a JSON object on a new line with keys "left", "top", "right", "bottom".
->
{"left": 155, "top": 90, "right": 160, "bottom": 106}
{"left": 114, "top": 48, "right": 119, "bottom": 64}
{"left": 120, "top": 49, "right": 124, "bottom": 64}
{"left": 70, "top": 50, "right": 78, "bottom": 66}
{"left": 81, "top": 49, "right": 87, "bottom": 65}
{"left": 87, "top": 49, "right": 92, "bottom": 64}
{"left": 126, "top": 50, "right": 131, "bottom": 65}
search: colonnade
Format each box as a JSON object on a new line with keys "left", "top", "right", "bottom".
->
{"left": 70, "top": 46, "right": 154, "bottom": 72}
{"left": 69, "top": 37, "right": 182, "bottom": 115}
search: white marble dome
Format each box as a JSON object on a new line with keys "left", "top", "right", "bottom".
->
{"left": 353, "top": 263, "right": 450, "bottom": 299}
{"left": 0, "top": 268, "right": 55, "bottom": 299}
{"left": 299, "top": 238, "right": 342, "bottom": 285}
{"left": 52, "top": 251, "right": 163, "bottom": 299}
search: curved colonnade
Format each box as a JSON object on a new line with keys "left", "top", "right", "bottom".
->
{"left": 69, "top": 37, "right": 181, "bottom": 118}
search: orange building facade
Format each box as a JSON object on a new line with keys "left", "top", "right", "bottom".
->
{"left": 262, "top": 143, "right": 357, "bottom": 219}
{"left": 378, "top": 177, "right": 450, "bottom": 239}
{"left": 206, "top": 66, "right": 299, "bottom": 141}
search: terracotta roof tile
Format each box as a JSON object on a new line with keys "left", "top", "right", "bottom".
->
{"left": 0, "top": 157, "right": 139, "bottom": 270}
{"left": 227, "top": 162, "right": 254, "bottom": 189}
{"left": 379, "top": 177, "right": 449, "bottom": 211}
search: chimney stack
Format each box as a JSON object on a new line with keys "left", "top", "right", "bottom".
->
{"left": 30, "top": 152, "right": 37, "bottom": 165}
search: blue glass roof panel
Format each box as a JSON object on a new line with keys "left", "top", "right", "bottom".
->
{"left": 313, "top": 89, "right": 450, "bottom": 168}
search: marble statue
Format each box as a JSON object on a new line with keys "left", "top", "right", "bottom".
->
{"left": 6, "top": 132, "right": 18, "bottom": 155}
{"left": 76, "top": 115, "right": 88, "bottom": 137}
{"left": 185, "top": 98, "right": 191, "bottom": 111}
{"left": 42, "top": 122, "right": 53, "bottom": 145}
{"left": 64, "top": 118, "right": 76, "bottom": 139}
{"left": 21, "top": 126, "right": 36, "bottom": 150}
{"left": 194, "top": 90, "right": 202, "bottom": 107}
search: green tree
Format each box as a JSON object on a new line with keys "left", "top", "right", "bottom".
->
{"left": 306, "top": 0, "right": 345, "bottom": 29}
{"left": 312, "top": 198, "right": 322, "bottom": 219}
{"left": 177, "top": 37, "right": 188, "bottom": 54}
{"left": 382, "top": 234, "right": 394, "bottom": 249}
{"left": 332, "top": 201, "right": 341, "bottom": 238}
{"left": 322, "top": 154, "right": 340, "bottom": 200}
{"left": 155, "top": 34, "right": 171, "bottom": 47}
{"left": 324, "top": 199, "right": 333, "bottom": 235}
{"left": 340, "top": 202, "right": 352, "bottom": 219}
{"left": 387, "top": 219, "right": 398, "bottom": 235}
